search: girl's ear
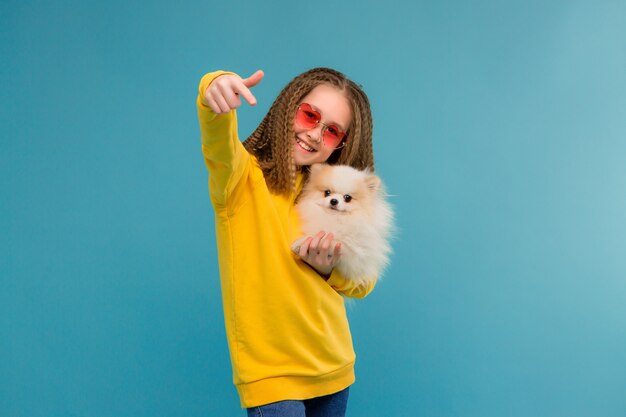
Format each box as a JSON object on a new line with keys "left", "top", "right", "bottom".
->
{"left": 366, "top": 174, "right": 381, "bottom": 192}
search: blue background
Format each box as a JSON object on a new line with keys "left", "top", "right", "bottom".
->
{"left": 2, "top": 1, "right": 625, "bottom": 416}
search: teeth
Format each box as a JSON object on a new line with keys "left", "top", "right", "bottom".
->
{"left": 297, "top": 138, "right": 315, "bottom": 152}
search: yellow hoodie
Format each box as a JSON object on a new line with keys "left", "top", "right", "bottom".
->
{"left": 197, "top": 71, "right": 376, "bottom": 408}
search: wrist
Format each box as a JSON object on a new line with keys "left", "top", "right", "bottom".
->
{"left": 316, "top": 266, "right": 333, "bottom": 280}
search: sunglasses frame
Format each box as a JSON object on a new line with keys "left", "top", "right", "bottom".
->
{"left": 295, "top": 103, "right": 347, "bottom": 150}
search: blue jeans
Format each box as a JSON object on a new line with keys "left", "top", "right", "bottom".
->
{"left": 246, "top": 387, "right": 349, "bottom": 417}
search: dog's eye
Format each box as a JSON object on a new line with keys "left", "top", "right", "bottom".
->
{"left": 343, "top": 195, "right": 352, "bottom": 203}
{"left": 324, "top": 190, "right": 331, "bottom": 197}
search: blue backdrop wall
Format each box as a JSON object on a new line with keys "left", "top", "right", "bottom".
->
{"left": 2, "top": 1, "right": 625, "bottom": 416}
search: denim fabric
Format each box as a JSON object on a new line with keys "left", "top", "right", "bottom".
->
{"left": 246, "top": 387, "right": 349, "bottom": 417}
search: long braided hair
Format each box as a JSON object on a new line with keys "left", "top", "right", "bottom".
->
{"left": 243, "top": 68, "right": 374, "bottom": 195}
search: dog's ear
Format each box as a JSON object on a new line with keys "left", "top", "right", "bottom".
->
{"left": 366, "top": 174, "right": 381, "bottom": 192}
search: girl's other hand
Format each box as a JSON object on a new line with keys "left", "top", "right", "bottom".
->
{"left": 204, "top": 70, "right": 264, "bottom": 114}
{"left": 297, "top": 231, "right": 342, "bottom": 278}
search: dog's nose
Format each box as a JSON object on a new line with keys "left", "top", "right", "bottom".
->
{"left": 330, "top": 198, "right": 338, "bottom": 206}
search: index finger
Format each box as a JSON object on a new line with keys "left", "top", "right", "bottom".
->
{"left": 333, "top": 242, "right": 342, "bottom": 258}
{"left": 234, "top": 83, "right": 257, "bottom": 106}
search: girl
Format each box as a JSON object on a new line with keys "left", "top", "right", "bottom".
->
{"left": 198, "top": 67, "right": 376, "bottom": 417}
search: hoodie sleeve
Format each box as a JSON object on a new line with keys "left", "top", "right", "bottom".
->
{"left": 326, "top": 270, "right": 377, "bottom": 299}
{"left": 197, "top": 71, "right": 251, "bottom": 207}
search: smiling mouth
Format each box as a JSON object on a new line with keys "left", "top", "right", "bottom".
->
{"left": 296, "top": 137, "right": 317, "bottom": 152}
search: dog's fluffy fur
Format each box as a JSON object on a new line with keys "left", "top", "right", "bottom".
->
{"left": 292, "top": 163, "right": 394, "bottom": 283}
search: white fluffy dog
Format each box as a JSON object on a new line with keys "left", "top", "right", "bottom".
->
{"left": 292, "top": 163, "right": 394, "bottom": 283}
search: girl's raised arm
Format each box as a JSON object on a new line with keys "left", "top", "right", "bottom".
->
{"left": 197, "top": 69, "right": 263, "bottom": 207}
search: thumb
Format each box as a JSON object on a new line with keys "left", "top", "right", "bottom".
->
{"left": 242, "top": 69, "right": 264, "bottom": 89}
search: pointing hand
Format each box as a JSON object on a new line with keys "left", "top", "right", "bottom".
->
{"left": 204, "top": 69, "right": 264, "bottom": 114}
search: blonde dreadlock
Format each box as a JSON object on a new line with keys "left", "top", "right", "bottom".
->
{"left": 243, "top": 68, "right": 374, "bottom": 195}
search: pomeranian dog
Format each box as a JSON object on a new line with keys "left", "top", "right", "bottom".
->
{"left": 292, "top": 163, "right": 394, "bottom": 283}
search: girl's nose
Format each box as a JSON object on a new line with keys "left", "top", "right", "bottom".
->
{"left": 306, "top": 124, "right": 324, "bottom": 143}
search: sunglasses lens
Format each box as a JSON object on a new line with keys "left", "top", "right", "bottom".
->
{"left": 323, "top": 125, "right": 346, "bottom": 148}
{"left": 295, "top": 103, "right": 347, "bottom": 148}
{"left": 295, "top": 103, "right": 320, "bottom": 129}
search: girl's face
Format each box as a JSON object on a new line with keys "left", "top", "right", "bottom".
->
{"left": 293, "top": 84, "right": 352, "bottom": 166}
